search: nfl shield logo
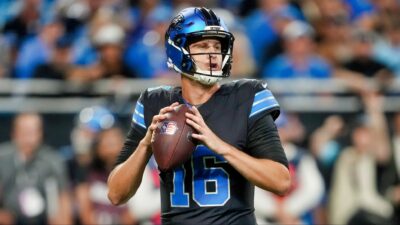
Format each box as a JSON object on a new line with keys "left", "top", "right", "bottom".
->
{"left": 160, "top": 121, "right": 178, "bottom": 135}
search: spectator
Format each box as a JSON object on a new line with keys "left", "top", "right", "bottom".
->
{"left": 329, "top": 93, "right": 393, "bottom": 225}
{"left": 315, "top": 12, "right": 353, "bottom": 67}
{"left": 2, "top": 0, "right": 41, "bottom": 50}
{"left": 59, "top": 106, "right": 116, "bottom": 187}
{"left": 68, "top": 23, "right": 135, "bottom": 82}
{"left": 244, "top": 0, "right": 304, "bottom": 66}
{"left": 91, "top": 23, "right": 134, "bottom": 78}
{"left": 372, "top": 0, "right": 400, "bottom": 29}
{"left": 309, "top": 115, "right": 345, "bottom": 224}
{"left": 0, "top": 34, "right": 12, "bottom": 78}
{"left": 343, "top": 0, "right": 378, "bottom": 31}
{"left": 127, "top": 0, "right": 164, "bottom": 43}
{"left": 255, "top": 112, "right": 324, "bottom": 225}
{"left": 75, "top": 127, "right": 137, "bottom": 225}
{"left": 57, "top": 0, "right": 132, "bottom": 67}
{"left": 262, "top": 20, "right": 332, "bottom": 79}
{"left": 310, "top": 115, "right": 345, "bottom": 191}
{"left": 343, "top": 29, "right": 394, "bottom": 92}
{"left": 59, "top": 106, "right": 116, "bottom": 223}
{"left": 14, "top": 19, "right": 64, "bottom": 79}
{"left": 373, "top": 16, "right": 400, "bottom": 77}
{"left": 0, "top": 112, "right": 72, "bottom": 225}
{"left": 379, "top": 112, "right": 400, "bottom": 224}
{"left": 33, "top": 36, "right": 74, "bottom": 80}
{"left": 124, "top": 5, "right": 175, "bottom": 79}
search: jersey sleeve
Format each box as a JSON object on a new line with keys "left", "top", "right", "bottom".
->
{"left": 247, "top": 114, "right": 288, "bottom": 168}
{"left": 245, "top": 80, "right": 288, "bottom": 167}
{"left": 248, "top": 80, "right": 280, "bottom": 122}
{"left": 115, "top": 90, "right": 156, "bottom": 166}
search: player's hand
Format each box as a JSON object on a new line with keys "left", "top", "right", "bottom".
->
{"left": 142, "top": 102, "right": 180, "bottom": 150}
{"left": 185, "top": 106, "right": 229, "bottom": 155}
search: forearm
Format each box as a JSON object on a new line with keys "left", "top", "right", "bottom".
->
{"left": 186, "top": 107, "right": 290, "bottom": 194}
{"left": 220, "top": 142, "right": 290, "bottom": 195}
{"left": 107, "top": 140, "right": 152, "bottom": 205}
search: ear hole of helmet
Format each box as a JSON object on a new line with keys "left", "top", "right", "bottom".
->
{"left": 182, "top": 56, "right": 193, "bottom": 72}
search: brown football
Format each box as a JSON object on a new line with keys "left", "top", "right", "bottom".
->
{"left": 152, "top": 104, "right": 197, "bottom": 172}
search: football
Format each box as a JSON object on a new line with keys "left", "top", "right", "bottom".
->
{"left": 152, "top": 104, "right": 197, "bottom": 172}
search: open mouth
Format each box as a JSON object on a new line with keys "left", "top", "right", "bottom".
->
{"left": 210, "top": 63, "right": 218, "bottom": 70}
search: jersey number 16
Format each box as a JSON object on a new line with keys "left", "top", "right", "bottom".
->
{"left": 170, "top": 145, "right": 231, "bottom": 207}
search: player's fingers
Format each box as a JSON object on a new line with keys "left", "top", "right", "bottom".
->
{"left": 148, "top": 122, "right": 158, "bottom": 132}
{"left": 186, "top": 118, "right": 202, "bottom": 132}
{"left": 185, "top": 112, "right": 202, "bottom": 125}
{"left": 188, "top": 106, "right": 206, "bottom": 126}
{"left": 149, "top": 119, "right": 160, "bottom": 130}
{"left": 151, "top": 114, "right": 165, "bottom": 126}
{"left": 170, "top": 102, "right": 179, "bottom": 107}
{"left": 189, "top": 106, "right": 202, "bottom": 118}
{"left": 191, "top": 133, "right": 204, "bottom": 141}
{"left": 151, "top": 114, "right": 160, "bottom": 123}
{"left": 151, "top": 130, "right": 156, "bottom": 143}
{"left": 159, "top": 102, "right": 179, "bottom": 115}
{"left": 159, "top": 107, "right": 171, "bottom": 115}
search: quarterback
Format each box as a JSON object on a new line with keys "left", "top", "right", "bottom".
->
{"left": 108, "top": 7, "right": 290, "bottom": 225}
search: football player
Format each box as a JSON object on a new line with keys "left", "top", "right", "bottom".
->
{"left": 108, "top": 7, "right": 290, "bottom": 225}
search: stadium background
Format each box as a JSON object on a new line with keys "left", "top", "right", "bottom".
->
{"left": 0, "top": 0, "right": 400, "bottom": 224}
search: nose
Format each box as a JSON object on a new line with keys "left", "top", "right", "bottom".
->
{"left": 207, "top": 47, "right": 218, "bottom": 58}
{"left": 208, "top": 53, "right": 217, "bottom": 59}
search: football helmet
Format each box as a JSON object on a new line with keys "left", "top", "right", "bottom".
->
{"left": 165, "top": 7, "right": 234, "bottom": 85}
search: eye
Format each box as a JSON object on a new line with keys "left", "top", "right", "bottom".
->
{"left": 192, "top": 43, "right": 207, "bottom": 49}
{"left": 199, "top": 43, "right": 208, "bottom": 49}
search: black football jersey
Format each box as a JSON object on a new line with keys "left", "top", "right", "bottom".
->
{"left": 117, "top": 79, "right": 287, "bottom": 225}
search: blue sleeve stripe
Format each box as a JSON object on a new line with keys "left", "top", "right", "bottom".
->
{"left": 253, "top": 96, "right": 276, "bottom": 107}
{"left": 250, "top": 95, "right": 279, "bottom": 118}
{"left": 251, "top": 97, "right": 278, "bottom": 113}
{"left": 254, "top": 89, "right": 273, "bottom": 102}
{"left": 134, "top": 109, "right": 144, "bottom": 118}
{"left": 135, "top": 102, "right": 144, "bottom": 114}
{"left": 132, "top": 113, "right": 146, "bottom": 128}
{"left": 250, "top": 103, "right": 280, "bottom": 118}
{"left": 132, "top": 101, "right": 146, "bottom": 128}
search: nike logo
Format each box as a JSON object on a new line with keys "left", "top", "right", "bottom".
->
{"left": 262, "top": 82, "right": 268, "bottom": 88}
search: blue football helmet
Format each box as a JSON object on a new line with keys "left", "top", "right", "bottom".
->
{"left": 165, "top": 7, "right": 235, "bottom": 85}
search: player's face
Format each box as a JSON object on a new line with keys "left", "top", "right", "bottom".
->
{"left": 189, "top": 39, "right": 222, "bottom": 72}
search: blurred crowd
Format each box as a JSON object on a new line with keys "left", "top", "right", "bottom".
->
{"left": 1, "top": 0, "right": 400, "bottom": 225}
{"left": 0, "top": 0, "right": 399, "bottom": 88}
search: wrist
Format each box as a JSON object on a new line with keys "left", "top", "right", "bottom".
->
{"left": 217, "top": 141, "right": 233, "bottom": 157}
{"left": 139, "top": 139, "right": 153, "bottom": 154}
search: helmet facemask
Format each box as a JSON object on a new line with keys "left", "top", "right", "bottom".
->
{"left": 183, "top": 30, "right": 233, "bottom": 85}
